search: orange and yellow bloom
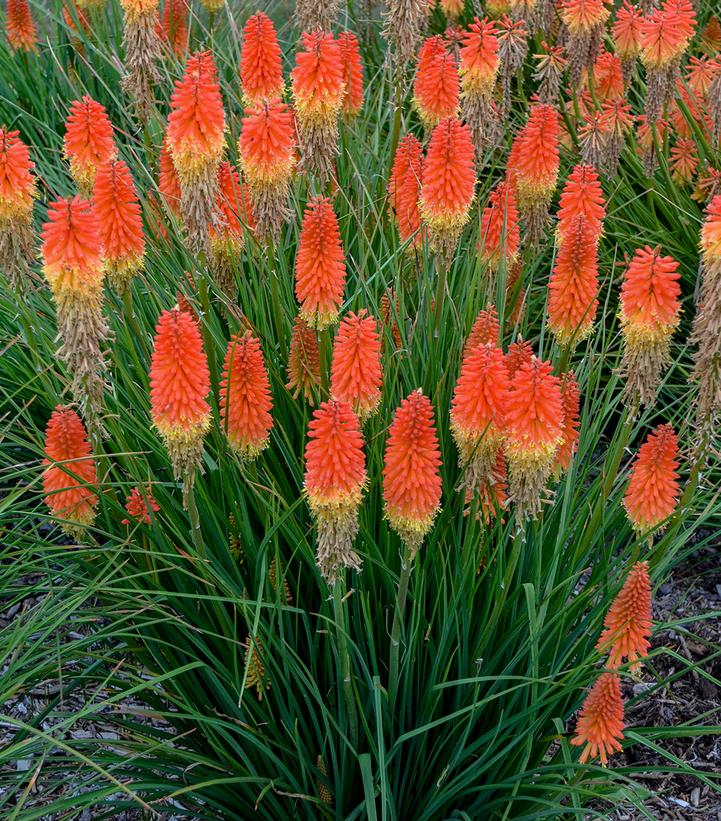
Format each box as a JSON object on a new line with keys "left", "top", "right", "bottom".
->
{"left": 413, "top": 36, "right": 459, "bottom": 129}
{"left": 597, "top": 561, "right": 652, "bottom": 670}
{"left": 64, "top": 96, "right": 117, "bottom": 195}
{"left": 0, "top": 127, "right": 36, "bottom": 290}
{"left": 330, "top": 310, "right": 382, "bottom": 422}
{"left": 389, "top": 134, "right": 424, "bottom": 248}
{"left": 240, "top": 12, "right": 284, "bottom": 104}
{"left": 571, "top": 672, "right": 625, "bottom": 765}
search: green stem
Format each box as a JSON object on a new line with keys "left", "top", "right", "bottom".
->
{"left": 388, "top": 68, "right": 404, "bottom": 174}
{"left": 389, "top": 543, "right": 414, "bottom": 708}
{"left": 333, "top": 578, "right": 358, "bottom": 749}
{"left": 186, "top": 484, "right": 206, "bottom": 560}
{"left": 433, "top": 259, "right": 448, "bottom": 337}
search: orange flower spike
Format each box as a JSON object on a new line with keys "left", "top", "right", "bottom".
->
{"left": 571, "top": 673, "right": 625, "bottom": 765}
{"left": 122, "top": 486, "right": 160, "bottom": 525}
{"left": 159, "top": 136, "right": 181, "bottom": 215}
{"left": 479, "top": 180, "right": 520, "bottom": 275}
{"left": 505, "top": 338, "right": 533, "bottom": 377}
{"left": 149, "top": 308, "right": 211, "bottom": 503}
{"left": 460, "top": 17, "right": 500, "bottom": 99}
{"left": 451, "top": 343, "right": 510, "bottom": 498}
{"left": 304, "top": 399, "right": 367, "bottom": 583}
{"left": 508, "top": 103, "right": 559, "bottom": 213}
{"left": 623, "top": 423, "right": 680, "bottom": 532}
{"left": 338, "top": 31, "right": 364, "bottom": 117}
{"left": 64, "top": 96, "right": 117, "bottom": 194}
{"left": 669, "top": 139, "right": 698, "bottom": 186}
{"left": 612, "top": 2, "right": 644, "bottom": 64}
{"left": 209, "top": 161, "right": 254, "bottom": 295}
{"left": 465, "top": 305, "right": 500, "bottom": 355}
{"left": 420, "top": 117, "right": 475, "bottom": 266}
{"left": 330, "top": 310, "right": 382, "bottom": 422}
{"left": 701, "top": 194, "right": 721, "bottom": 271}
{"left": 554, "top": 370, "right": 580, "bottom": 472}
{"left": 591, "top": 51, "right": 625, "bottom": 103}
{"left": 167, "top": 51, "right": 225, "bottom": 182}
{"left": 287, "top": 313, "right": 321, "bottom": 402}
{"left": 295, "top": 196, "right": 347, "bottom": 330}
{"left": 158, "top": 0, "right": 188, "bottom": 57}
{"left": 383, "top": 390, "right": 442, "bottom": 551}
{"left": 597, "top": 561, "right": 653, "bottom": 670}
{"left": 504, "top": 356, "right": 564, "bottom": 521}
{"left": 388, "top": 134, "right": 424, "bottom": 248}
{"left": 413, "top": 36, "right": 460, "bottom": 129}
{"left": 0, "top": 128, "right": 36, "bottom": 290}
{"left": 219, "top": 331, "right": 274, "bottom": 460}
{"left": 619, "top": 246, "right": 681, "bottom": 407}
{"left": 6, "top": 0, "right": 38, "bottom": 52}
{"left": 291, "top": 31, "right": 344, "bottom": 181}
{"left": 92, "top": 159, "right": 145, "bottom": 293}
{"left": 238, "top": 101, "right": 296, "bottom": 240}
{"left": 42, "top": 406, "right": 98, "bottom": 535}
{"left": 557, "top": 165, "right": 606, "bottom": 241}
{"left": 641, "top": 0, "right": 696, "bottom": 71}
{"left": 548, "top": 215, "right": 599, "bottom": 347}
{"left": 559, "top": 0, "right": 610, "bottom": 38}
{"left": 240, "top": 12, "right": 284, "bottom": 104}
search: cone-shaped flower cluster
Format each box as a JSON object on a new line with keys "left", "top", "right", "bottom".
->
{"left": 623, "top": 423, "right": 680, "bottom": 532}
{"left": 338, "top": 31, "right": 364, "bottom": 117}
{"left": 389, "top": 134, "right": 423, "bottom": 249}
{"left": 209, "top": 161, "right": 254, "bottom": 295}
{"left": 559, "top": 0, "right": 610, "bottom": 87}
{"left": 291, "top": 32, "right": 344, "bottom": 182}
{"left": 383, "top": 390, "right": 442, "bottom": 552}
{"left": 504, "top": 356, "right": 564, "bottom": 522}
{"left": 691, "top": 194, "right": 721, "bottom": 443}
{"left": 122, "top": 486, "right": 160, "bottom": 525}
{"left": 619, "top": 246, "right": 681, "bottom": 409}
{"left": 465, "top": 305, "right": 500, "bottom": 353}
{"left": 41, "top": 197, "right": 108, "bottom": 425}
{"left": 613, "top": 1, "right": 643, "bottom": 80}
{"left": 507, "top": 104, "right": 559, "bottom": 245}
{"left": 451, "top": 342, "right": 509, "bottom": 503}
{"left": 295, "top": 197, "right": 347, "bottom": 330}
{"left": 219, "top": 331, "right": 273, "bottom": 460}
{"left": 304, "top": 399, "right": 366, "bottom": 583}
{"left": 460, "top": 18, "right": 500, "bottom": 155}
{"left": 420, "top": 118, "right": 475, "bottom": 268}
{"left": 597, "top": 561, "right": 652, "bottom": 670}
{"left": 330, "top": 310, "right": 382, "bottom": 422}
{"left": 0, "top": 127, "right": 36, "bottom": 290}
{"left": 479, "top": 181, "right": 520, "bottom": 279}
{"left": 42, "top": 406, "right": 98, "bottom": 537}
{"left": 149, "top": 308, "right": 211, "bottom": 504}
{"left": 238, "top": 101, "right": 295, "bottom": 240}
{"left": 554, "top": 370, "right": 581, "bottom": 473}
{"left": 167, "top": 51, "right": 226, "bottom": 253}
{"left": 571, "top": 672, "right": 625, "bottom": 765}
{"left": 287, "top": 313, "right": 321, "bottom": 402}
{"left": 6, "top": 0, "right": 37, "bottom": 52}
{"left": 64, "top": 97, "right": 117, "bottom": 195}
{"left": 158, "top": 136, "right": 181, "bottom": 216}
{"left": 119, "top": 0, "right": 162, "bottom": 121}
{"left": 413, "top": 37, "right": 459, "bottom": 130}
{"left": 92, "top": 159, "right": 145, "bottom": 293}
{"left": 239, "top": 12, "right": 284, "bottom": 104}
{"left": 157, "top": 0, "right": 187, "bottom": 58}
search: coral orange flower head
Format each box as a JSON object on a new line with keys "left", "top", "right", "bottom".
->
{"left": 413, "top": 36, "right": 460, "bottom": 129}
{"left": 479, "top": 180, "right": 520, "bottom": 274}
{"left": 613, "top": 2, "right": 643, "bottom": 63}
{"left": 619, "top": 246, "right": 681, "bottom": 408}
{"left": 419, "top": 117, "right": 476, "bottom": 266}
{"left": 304, "top": 398, "right": 367, "bottom": 582}
{"left": 669, "top": 139, "right": 698, "bottom": 186}
{"left": 209, "top": 162, "right": 254, "bottom": 295}
{"left": 465, "top": 304, "right": 500, "bottom": 354}
{"left": 240, "top": 12, "right": 284, "bottom": 104}
{"left": 383, "top": 390, "right": 442, "bottom": 551}
{"left": 623, "top": 423, "right": 680, "bottom": 532}
{"left": 507, "top": 103, "right": 559, "bottom": 214}
{"left": 292, "top": 31, "right": 344, "bottom": 122}
{"left": 159, "top": 136, "right": 182, "bottom": 215}
{"left": 559, "top": 0, "right": 610, "bottom": 38}
{"left": 505, "top": 338, "right": 533, "bottom": 377}
{"left": 548, "top": 215, "right": 599, "bottom": 347}
{"left": 686, "top": 56, "right": 718, "bottom": 99}
{"left": 149, "top": 307, "right": 211, "bottom": 501}
{"left": 504, "top": 356, "right": 564, "bottom": 521}
{"left": 167, "top": 51, "right": 226, "bottom": 181}
{"left": 64, "top": 97, "right": 117, "bottom": 194}
{"left": 157, "top": 0, "right": 188, "bottom": 57}
{"left": 92, "top": 159, "right": 145, "bottom": 293}
{"left": 295, "top": 196, "right": 347, "bottom": 330}
{"left": 122, "top": 486, "right": 160, "bottom": 525}
{"left": 238, "top": 100, "right": 296, "bottom": 239}
{"left": 0, "top": 128, "right": 36, "bottom": 290}
{"left": 592, "top": 51, "right": 624, "bottom": 103}
{"left": 219, "top": 331, "right": 274, "bottom": 460}
{"left": 701, "top": 194, "right": 721, "bottom": 272}
{"left": 554, "top": 370, "right": 580, "bottom": 472}
{"left": 571, "top": 673, "right": 625, "bottom": 765}
{"left": 6, "top": 0, "right": 38, "bottom": 51}
{"left": 557, "top": 165, "right": 605, "bottom": 242}
{"left": 42, "top": 406, "right": 98, "bottom": 535}
{"left": 389, "top": 134, "right": 424, "bottom": 248}
{"left": 330, "top": 310, "right": 382, "bottom": 422}
{"left": 641, "top": 0, "right": 696, "bottom": 71}
{"left": 451, "top": 342, "right": 510, "bottom": 500}
{"left": 597, "top": 561, "right": 652, "bottom": 670}
{"left": 460, "top": 17, "right": 500, "bottom": 98}
{"left": 338, "top": 31, "right": 364, "bottom": 116}
{"left": 287, "top": 313, "right": 321, "bottom": 402}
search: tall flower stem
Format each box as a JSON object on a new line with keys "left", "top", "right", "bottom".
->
{"left": 333, "top": 577, "right": 358, "bottom": 748}
{"left": 186, "top": 484, "right": 206, "bottom": 560}
{"left": 389, "top": 543, "right": 413, "bottom": 708}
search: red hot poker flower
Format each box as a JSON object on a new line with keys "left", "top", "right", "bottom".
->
{"left": 338, "top": 31, "right": 364, "bottom": 116}
{"left": 64, "top": 96, "right": 117, "bottom": 194}
{"left": 597, "top": 561, "right": 653, "bottom": 670}
{"left": 122, "top": 486, "right": 160, "bottom": 525}
{"left": 571, "top": 672, "right": 625, "bottom": 765}
{"left": 330, "top": 310, "right": 382, "bottom": 422}
{"left": 413, "top": 36, "right": 460, "bottom": 129}
{"left": 6, "top": 0, "right": 38, "bottom": 52}
{"left": 240, "top": 12, "right": 284, "bottom": 104}
{"left": 389, "top": 134, "right": 424, "bottom": 248}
